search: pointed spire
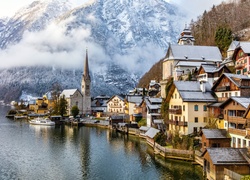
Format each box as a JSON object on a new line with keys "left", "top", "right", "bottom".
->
{"left": 84, "top": 48, "right": 91, "bottom": 81}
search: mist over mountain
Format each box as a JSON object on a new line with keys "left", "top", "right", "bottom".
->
{"left": 0, "top": 0, "right": 186, "bottom": 102}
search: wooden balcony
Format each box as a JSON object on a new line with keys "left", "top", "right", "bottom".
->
{"left": 217, "top": 86, "right": 230, "bottom": 91}
{"left": 228, "top": 128, "right": 246, "bottom": 137}
{"left": 227, "top": 116, "right": 246, "bottom": 124}
{"left": 168, "top": 120, "right": 187, "bottom": 126}
{"left": 178, "top": 121, "right": 188, "bottom": 126}
{"left": 169, "top": 108, "right": 182, "bottom": 115}
{"left": 235, "top": 64, "right": 244, "bottom": 69}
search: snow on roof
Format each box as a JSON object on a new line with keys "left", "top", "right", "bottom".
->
{"left": 202, "top": 129, "right": 229, "bottom": 139}
{"left": 148, "top": 97, "right": 162, "bottom": 104}
{"left": 174, "top": 81, "right": 216, "bottom": 102}
{"left": 230, "top": 97, "right": 250, "bottom": 109}
{"left": 145, "top": 98, "right": 161, "bottom": 109}
{"left": 61, "top": 89, "right": 78, "bottom": 98}
{"left": 175, "top": 61, "right": 203, "bottom": 67}
{"left": 139, "top": 126, "right": 150, "bottom": 131}
{"left": 127, "top": 95, "right": 143, "bottom": 103}
{"left": 206, "top": 148, "right": 248, "bottom": 165}
{"left": 168, "top": 45, "right": 222, "bottom": 62}
{"left": 145, "top": 127, "right": 160, "bottom": 138}
{"left": 227, "top": 40, "right": 239, "bottom": 51}
{"left": 239, "top": 42, "right": 250, "bottom": 53}
{"left": 200, "top": 64, "right": 225, "bottom": 73}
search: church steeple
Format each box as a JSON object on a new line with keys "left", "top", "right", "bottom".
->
{"left": 177, "top": 24, "right": 195, "bottom": 45}
{"left": 84, "top": 49, "right": 91, "bottom": 81}
{"left": 81, "top": 49, "right": 91, "bottom": 115}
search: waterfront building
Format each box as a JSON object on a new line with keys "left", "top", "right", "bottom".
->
{"left": 143, "top": 97, "right": 162, "bottom": 127}
{"left": 166, "top": 81, "right": 217, "bottom": 135}
{"left": 125, "top": 95, "right": 143, "bottom": 121}
{"left": 106, "top": 95, "right": 125, "bottom": 115}
{"left": 91, "top": 95, "right": 110, "bottom": 117}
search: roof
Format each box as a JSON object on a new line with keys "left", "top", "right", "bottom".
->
{"left": 175, "top": 61, "right": 203, "bottom": 67}
{"left": 60, "top": 89, "right": 79, "bottom": 98}
{"left": 145, "top": 98, "right": 161, "bottom": 110}
{"left": 212, "top": 73, "right": 250, "bottom": 91}
{"left": 220, "top": 97, "right": 250, "bottom": 109}
{"left": 153, "top": 119, "right": 164, "bottom": 124}
{"left": 239, "top": 42, "right": 250, "bottom": 53}
{"left": 139, "top": 126, "right": 150, "bottom": 131}
{"left": 107, "top": 95, "right": 125, "bottom": 103}
{"left": 199, "top": 64, "right": 227, "bottom": 73}
{"left": 126, "top": 95, "right": 143, "bottom": 104}
{"left": 202, "top": 129, "right": 229, "bottom": 139}
{"left": 166, "top": 44, "right": 222, "bottom": 62}
{"left": 227, "top": 40, "right": 239, "bottom": 51}
{"left": 205, "top": 148, "right": 249, "bottom": 165}
{"left": 145, "top": 127, "right": 160, "bottom": 138}
{"left": 174, "top": 81, "right": 216, "bottom": 102}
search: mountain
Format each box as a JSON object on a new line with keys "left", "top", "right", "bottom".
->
{"left": 0, "top": 0, "right": 186, "bottom": 102}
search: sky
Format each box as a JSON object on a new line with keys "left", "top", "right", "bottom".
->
{"left": 0, "top": 0, "right": 228, "bottom": 18}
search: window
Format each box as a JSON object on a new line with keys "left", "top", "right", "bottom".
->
{"left": 194, "top": 105, "right": 198, "bottom": 111}
{"left": 183, "top": 105, "right": 185, "bottom": 111}
{"left": 235, "top": 92, "right": 238, "bottom": 96}
{"left": 203, "top": 105, "right": 207, "bottom": 111}
{"left": 183, "top": 116, "right": 185, "bottom": 122}
{"left": 175, "top": 93, "right": 177, "bottom": 99}
{"left": 195, "top": 117, "right": 198, "bottom": 123}
{"left": 204, "top": 142, "right": 206, "bottom": 147}
{"left": 222, "top": 93, "right": 224, "bottom": 97}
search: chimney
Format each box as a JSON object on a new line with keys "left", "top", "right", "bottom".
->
{"left": 200, "top": 81, "right": 206, "bottom": 93}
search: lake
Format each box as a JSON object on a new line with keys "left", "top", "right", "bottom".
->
{"left": 0, "top": 106, "right": 203, "bottom": 180}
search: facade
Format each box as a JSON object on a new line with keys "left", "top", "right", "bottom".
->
{"left": 91, "top": 95, "right": 110, "bottom": 117}
{"left": 81, "top": 49, "right": 92, "bottom": 115}
{"left": 203, "top": 148, "right": 250, "bottom": 180}
{"left": 148, "top": 80, "right": 161, "bottom": 97}
{"left": 167, "top": 81, "right": 217, "bottom": 135}
{"left": 60, "top": 89, "right": 83, "bottom": 116}
{"left": 220, "top": 97, "right": 250, "bottom": 148}
{"left": 106, "top": 95, "right": 125, "bottom": 115}
{"left": 125, "top": 95, "right": 143, "bottom": 121}
{"left": 232, "top": 41, "right": 250, "bottom": 75}
{"left": 144, "top": 97, "right": 162, "bottom": 127}
{"left": 201, "top": 129, "right": 231, "bottom": 153}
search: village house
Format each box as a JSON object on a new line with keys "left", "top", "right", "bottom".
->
{"left": 160, "top": 26, "right": 222, "bottom": 98}
{"left": 143, "top": 97, "right": 162, "bottom": 127}
{"left": 148, "top": 80, "right": 161, "bottom": 97}
{"left": 220, "top": 97, "right": 250, "bottom": 148}
{"left": 91, "top": 95, "right": 110, "bottom": 117}
{"left": 166, "top": 81, "right": 217, "bottom": 136}
{"left": 232, "top": 41, "right": 250, "bottom": 75}
{"left": 202, "top": 148, "right": 250, "bottom": 180}
{"left": 125, "top": 95, "right": 143, "bottom": 122}
{"left": 201, "top": 129, "right": 231, "bottom": 153}
{"left": 106, "top": 95, "right": 126, "bottom": 115}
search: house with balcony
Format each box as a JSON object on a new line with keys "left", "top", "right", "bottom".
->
{"left": 197, "top": 63, "right": 231, "bottom": 87}
{"left": 106, "top": 95, "right": 125, "bottom": 115}
{"left": 143, "top": 97, "right": 162, "bottom": 127}
{"left": 219, "top": 97, "right": 250, "bottom": 148}
{"left": 232, "top": 41, "right": 250, "bottom": 75}
{"left": 166, "top": 81, "right": 217, "bottom": 136}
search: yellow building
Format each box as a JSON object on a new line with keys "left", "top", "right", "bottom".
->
{"left": 166, "top": 81, "right": 217, "bottom": 135}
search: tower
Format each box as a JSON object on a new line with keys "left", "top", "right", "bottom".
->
{"left": 177, "top": 24, "right": 195, "bottom": 45}
{"left": 81, "top": 49, "right": 91, "bottom": 115}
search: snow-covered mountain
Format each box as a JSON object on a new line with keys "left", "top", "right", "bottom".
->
{"left": 0, "top": 0, "right": 186, "bottom": 102}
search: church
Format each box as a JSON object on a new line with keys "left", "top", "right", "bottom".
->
{"left": 160, "top": 25, "right": 223, "bottom": 98}
{"left": 60, "top": 49, "right": 92, "bottom": 116}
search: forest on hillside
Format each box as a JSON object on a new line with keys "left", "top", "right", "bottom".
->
{"left": 137, "top": 0, "right": 250, "bottom": 88}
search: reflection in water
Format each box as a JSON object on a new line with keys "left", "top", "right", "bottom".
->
{"left": 0, "top": 106, "right": 202, "bottom": 180}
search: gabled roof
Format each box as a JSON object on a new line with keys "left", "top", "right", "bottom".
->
{"left": 202, "top": 129, "right": 229, "bottom": 139}
{"left": 227, "top": 40, "right": 239, "bottom": 51}
{"left": 238, "top": 42, "right": 250, "bottom": 54}
{"left": 126, "top": 95, "right": 143, "bottom": 104}
{"left": 145, "top": 97, "right": 162, "bottom": 110}
{"left": 220, "top": 97, "right": 250, "bottom": 109}
{"left": 198, "top": 64, "right": 230, "bottom": 74}
{"left": 212, "top": 73, "right": 250, "bottom": 91}
{"left": 165, "top": 44, "right": 222, "bottom": 62}
{"left": 204, "top": 148, "right": 249, "bottom": 165}
{"left": 60, "top": 89, "right": 80, "bottom": 98}
{"left": 145, "top": 127, "right": 160, "bottom": 138}
{"left": 172, "top": 81, "right": 216, "bottom": 102}
{"left": 107, "top": 95, "right": 125, "bottom": 103}
{"left": 175, "top": 61, "right": 203, "bottom": 67}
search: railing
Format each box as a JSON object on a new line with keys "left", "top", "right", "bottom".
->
{"left": 169, "top": 108, "right": 182, "bottom": 114}
{"left": 178, "top": 121, "right": 188, "bottom": 126}
{"left": 228, "top": 128, "right": 246, "bottom": 136}
{"left": 224, "top": 168, "right": 243, "bottom": 180}
{"left": 217, "top": 86, "right": 230, "bottom": 91}
{"left": 235, "top": 64, "right": 244, "bottom": 69}
{"left": 227, "top": 116, "right": 246, "bottom": 124}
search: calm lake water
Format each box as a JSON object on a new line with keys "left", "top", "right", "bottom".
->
{"left": 0, "top": 106, "right": 203, "bottom": 180}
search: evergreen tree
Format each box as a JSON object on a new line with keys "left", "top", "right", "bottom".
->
{"left": 58, "top": 95, "right": 67, "bottom": 117}
{"left": 71, "top": 105, "right": 79, "bottom": 118}
{"left": 215, "top": 26, "right": 233, "bottom": 57}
